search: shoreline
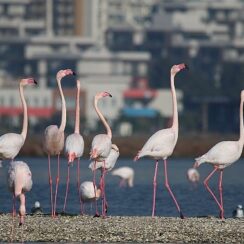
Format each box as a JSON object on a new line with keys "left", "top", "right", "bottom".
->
{"left": 1, "top": 214, "right": 244, "bottom": 242}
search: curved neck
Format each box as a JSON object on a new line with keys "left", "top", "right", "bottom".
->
{"left": 239, "top": 98, "right": 244, "bottom": 144}
{"left": 170, "top": 74, "right": 178, "bottom": 132}
{"left": 20, "top": 84, "right": 28, "bottom": 140}
{"left": 74, "top": 82, "right": 80, "bottom": 134}
{"left": 94, "top": 98, "right": 112, "bottom": 138}
{"left": 57, "top": 79, "right": 66, "bottom": 132}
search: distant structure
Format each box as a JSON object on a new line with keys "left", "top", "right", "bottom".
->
{"left": 233, "top": 204, "right": 244, "bottom": 218}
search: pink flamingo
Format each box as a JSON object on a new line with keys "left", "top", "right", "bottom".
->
{"left": 63, "top": 79, "right": 84, "bottom": 213}
{"left": 194, "top": 90, "right": 244, "bottom": 219}
{"left": 79, "top": 181, "right": 101, "bottom": 215}
{"left": 111, "top": 166, "right": 134, "bottom": 188}
{"left": 89, "top": 144, "right": 119, "bottom": 215}
{"left": 0, "top": 78, "right": 37, "bottom": 161}
{"left": 43, "top": 69, "right": 75, "bottom": 217}
{"left": 134, "top": 63, "right": 188, "bottom": 218}
{"left": 8, "top": 161, "right": 32, "bottom": 226}
{"left": 90, "top": 91, "right": 112, "bottom": 217}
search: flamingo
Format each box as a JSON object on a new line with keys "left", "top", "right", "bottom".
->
{"left": 90, "top": 91, "right": 112, "bottom": 216}
{"left": 0, "top": 78, "right": 37, "bottom": 161}
{"left": 7, "top": 161, "right": 33, "bottom": 226}
{"left": 186, "top": 168, "right": 200, "bottom": 184}
{"left": 43, "top": 69, "right": 75, "bottom": 217}
{"left": 134, "top": 63, "right": 188, "bottom": 218}
{"left": 79, "top": 181, "right": 101, "bottom": 215}
{"left": 63, "top": 79, "right": 84, "bottom": 213}
{"left": 89, "top": 144, "right": 119, "bottom": 215}
{"left": 193, "top": 90, "right": 244, "bottom": 219}
{"left": 111, "top": 166, "right": 134, "bottom": 187}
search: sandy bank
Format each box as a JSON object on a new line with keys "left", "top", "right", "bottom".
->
{"left": 1, "top": 214, "right": 244, "bottom": 242}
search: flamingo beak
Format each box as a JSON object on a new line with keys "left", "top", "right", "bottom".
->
{"left": 19, "top": 215, "right": 24, "bottom": 226}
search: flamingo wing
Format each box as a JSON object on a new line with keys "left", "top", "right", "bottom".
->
{"left": 0, "top": 133, "right": 24, "bottom": 159}
{"left": 138, "top": 128, "right": 176, "bottom": 158}
{"left": 65, "top": 133, "right": 84, "bottom": 158}
{"left": 91, "top": 134, "right": 112, "bottom": 159}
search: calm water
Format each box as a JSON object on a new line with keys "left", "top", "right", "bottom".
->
{"left": 0, "top": 157, "right": 243, "bottom": 218}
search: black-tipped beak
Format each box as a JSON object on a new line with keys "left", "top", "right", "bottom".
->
{"left": 184, "top": 64, "right": 189, "bottom": 70}
{"left": 72, "top": 71, "right": 76, "bottom": 75}
{"left": 19, "top": 222, "right": 22, "bottom": 226}
{"left": 109, "top": 94, "right": 112, "bottom": 97}
{"left": 34, "top": 79, "right": 37, "bottom": 84}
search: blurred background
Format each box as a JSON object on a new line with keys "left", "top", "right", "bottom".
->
{"left": 1, "top": 0, "right": 244, "bottom": 157}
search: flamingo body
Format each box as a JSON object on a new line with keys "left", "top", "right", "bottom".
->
{"left": 112, "top": 166, "right": 134, "bottom": 187}
{"left": 89, "top": 144, "right": 119, "bottom": 172}
{"left": 8, "top": 161, "right": 32, "bottom": 225}
{"left": 65, "top": 133, "right": 84, "bottom": 159}
{"left": 80, "top": 181, "right": 101, "bottom": 202}
{"left": 44, "top": 125, "right": 64, "bottom": 155}
{"left": 90, "top": 134, "right": 112, "bottom": 160}
{"left": 195, "top": 141, "right": 242, "bottom": 169}
{"left": 0, "top": 133, "right": 24, "bottom": 159}
{"left": 137, "top": 128, "right": 177, "bottom": 160}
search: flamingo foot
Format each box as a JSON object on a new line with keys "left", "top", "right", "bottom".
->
{"left": 179, "top": 211, "right": 185, "bottom": 219}
{"left": 93, "top": 213, "right": 100, "bottom": 218}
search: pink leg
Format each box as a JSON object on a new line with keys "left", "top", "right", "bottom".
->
{"left": 63, "top": 165, "right": 70, "bottom": 213}
{"left": 54, "top": 153, "right": 60, "bottom": 217}
{"left": 93, "top": 160, "right": 99, "bottom": 217}
{"left": 102, "top": 162, "right": 107, "bottom": 217}
{"left": 48, "top": 155, "right": 54, "bottom": 217}
{"left": 204, "top": 167, "right": 223, "bottom": 213}
{"left": 163, "top": 159, "right": 184, "bottom": 219}
{"left": 152, "top": 160, "right": 158, "bottom": 217}
{"left": 77, "top": 158, "right": 82, "bottom": 214}
{"left": 219, "top": 170, "right": 224, "bottom": 219}
{"left": 12, "top": 193, "right": 16, "bottom": 217}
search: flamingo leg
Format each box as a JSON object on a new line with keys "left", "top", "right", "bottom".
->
{"left": 203, "top": 167, "right": 223, "bottom": 215}
{"left": 152, "top": 160, "right": 159, "bottom": 217}
{"left": 163, "top": 159, "right": 184, "bottom": 219}
{"left": 12, "top": 193, "right": 16, "bottom": 217}
{"left": 48, "top": 154, "right": 54, "bottom": 217}
{"left": 219, "top": 169, "right": 224, "bottom": 219}
{"left": 102, "top": 161, "right": 107, "bottom": 217}
{"left": 93, "top": 160, "right": 99, "bottom": 217}
{"left": 63, "top": 165, "right": 70, "bottom": 213}
{"left": 77, "top": 158, "right": 82, "bottom": 214}
{"left": 54, "top": 153, "right": 60, "bottom": 217}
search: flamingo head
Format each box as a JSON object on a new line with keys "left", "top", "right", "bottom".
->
{"left": 20, "top": 78, "right": 37, "bottom": 86}
{"left": 187, "top": 168, "right": 200, "bottom": 183}
{"left": 95, "top": 91, "right": 112, "bottom": 100}
{"left": 56, "top": 69, "right": 76, "bottom": 81}
{"left": 111, "top": 144, "right": 119, "bottom": 152}
{"left": 171, "top": 63, "right": 188, "bottom": 76}
{"left": 67, "top": 152, "right": 76, "bottom": 164}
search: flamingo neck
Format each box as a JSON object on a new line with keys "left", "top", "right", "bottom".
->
{"left": 74, "top": 82, "right": 80, "bottom": 134}
{"left": 94, "top": 98, "right": 112, "bottom": 139}
{"left": 20, "top": 84, "right": 28, "bottom": 140}
{"left": 170, "top": 74, "right": 178, "bottom": 132}
{"left": 57, "top": 79, "right": 66, "bottom": 132}
{"left": 239, "top": 98, "right": 244, "bottom": 145}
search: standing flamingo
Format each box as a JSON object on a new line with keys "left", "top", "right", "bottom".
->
{"left": 43, "top": 69, "right": 75, "bottom": 217}
{"left": 0, "top": 78, "right": 37, "bottom": 160}
{"left": 63, "top": 79, "right": 84, "bottom": 213}
{"left": 89, "top": 144, "right": 119, "bottom": 215}
{"left": 79, "top": 181, "right": 101, "bottom": 215}
{"left": 90, "top": 91, "right": 112, "bottom": 216}
{"left": 193, "top": 90, "right": 244, "bottom": 219}
{"left": 134, "top": 63, "right": 188, "bottom": 218}
{"left": 111, "top": 166, "right": 134, "bottom": 187}
{"left": 8, "top": 161, "right": 33, "bottom": 226}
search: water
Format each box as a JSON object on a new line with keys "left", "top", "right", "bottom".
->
{"left": 0, "top": 157, "right": 243, "bottom": 218}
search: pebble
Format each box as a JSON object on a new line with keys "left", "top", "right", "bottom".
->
{"left": 0, "top": 214, "right": 243, "bottom": 242}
